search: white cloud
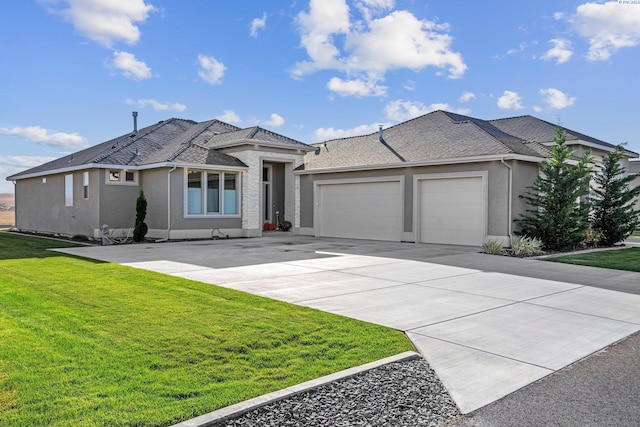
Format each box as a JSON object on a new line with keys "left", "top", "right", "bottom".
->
{"left": 541, "top": 38, "right": 573, "bottom": 64}
{"left": 111, "top": 51, "right": 152, "bottom": 80}
{"left": 2, "top": 155, "right": 58, "bottom": 168}
{"left": 533, "top": 106, "right": 543, "bottom": 113}
{"left": 459, "top": 91, "right": 476, "bottom": 102}
{"left": 539, "top": 88, "right": 576, "bottom": 109}
{"left": 312, "top": 122, "right": 392, "bottom": 142}
{"left": 250, "top": 12, "right": 267, "bottom": 38}
{"left": 42, "top": 0, "right": 155, "bottom": 48}
{"left": 569, "top": 1, "right": 640, "bottom": 61}
{"left": 0, "top": 126, "right": 89, "bottom": 149}
{"left": 497, "top": 90, "right": 524, "bottom": 110}
{"left": 553, "top": 12, "right": 564, "bottom": 20}
{"left": 327, "top": 77, "right": 387, "bottom": 97}
{"left": 215, "top": 110, "right": 241, "bottom": 124}
{"left": 197, "top": 54, "right": 226, "bottom": 85}
{"left": 263, "top": 113, "right": 285, "bottom": 128}
{"left": 126, "top": 98, "right": 186, "bottom": 112}
{"left": 293, "top": 1, "right": 466, "bottom": 96}
{"left": 384, "top": 99, "right": 469, "bottom": 121}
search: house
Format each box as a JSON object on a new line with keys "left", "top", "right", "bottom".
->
{"left": 630, "top": 160, "right": 640, "bottom": 214}
{"left": 8, "top": 110, "right": 637, "bottom": 246}
{"left": 7, "top": 115, "right": 315, "bottom": 240}
{"left": 294, "top": 111, "right": 638, "bottom": 246}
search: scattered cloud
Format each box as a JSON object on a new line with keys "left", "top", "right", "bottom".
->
{"left": 459, "top": 91, "right": 476, "bottom": 103}
{"left": 327, "top": 77, "right": 387, "bottom": 97}
{"left": 197, "top": 54, "right": 226, "bottom": 85}
{"left": 293, "top": 0, "right": 466, "bottom": 97}
{"left": 2, "top": 155, "right": 57, "bottom": 168}
{"left": 312, "top": 122, "right": 392, "bottom": 142}
{"left": 403, "top": 80, "right": 416, "bottom": 91}
{"left": 541, "top": 38, "right": 573, "bottom": 64}
{"left": 215, "top": 110, "right": 241, "bottom": 124}
{"left": 384, "top": 99, "right": 469, "bottom": 121}
{"left": 41, "top": 0, "right": 156, "bottom": 48}
{"left": 569, "top": 1, "right": 640, "bottom": 61}
{"left": 250, "top": 12, "right": 267, "bottom": 37}
{"left": 263, "top": 113, "right": 285, "bottom": 128}
{"left": 553, "top": 12, "right": 564, "bottom": 20}
{"left": 126, "top": 98, "right": 186, "bottom": 112}
{"left": 0, "top": 126, "right": 88, "bottom": 149}
{"left": 111, "top": 51, "right": 152, "bottom": 80}
{"left": 497, "top": 90, "right": 524, "bottom": 110}
{"left": 539, "top": 88, "right": 576, "bottom": 109}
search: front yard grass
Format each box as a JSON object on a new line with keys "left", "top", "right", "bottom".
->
{"left": 545, "top": 247, "right": 640, "bottom": 272}
{"left": 0, "top": 233, "right": 412, "bottom": 427}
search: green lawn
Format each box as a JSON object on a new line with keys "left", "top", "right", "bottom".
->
{"left": 0, "top": 233, "right": 412, "bottom": 427}
{"left": 546, "top": 247, "right": 640, "bottom": 272}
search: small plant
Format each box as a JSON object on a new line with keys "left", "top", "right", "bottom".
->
{"left": 280, "top": 220, "right": 292, "bottom": 231}
{"left": 581, "top": 227, "right": 602, "bottom": 248}
{"left": 509, "top": 235, "right": 544, "bottom": 257}
{"left": 133, "top": 190, "right": 148, "bottom": 243}
{"left": 481, "top": 239, "right": 504, "bottom": 255}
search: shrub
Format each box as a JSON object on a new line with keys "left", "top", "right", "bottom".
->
{"left": 133, "top": 190, "right": 148, "bottom": 243}
{"left": 582, "top": 227, "right": 602, "bottom": 248}
{"left": 481, "top": 239, "right": 504, "bottom": 255}
{"left": 509, "top": 236, "right": 544, "bottom": 257}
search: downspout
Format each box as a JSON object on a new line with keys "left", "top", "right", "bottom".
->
{"left": 500, "top": 158, "right": 513, "bottom": 245}
{"left": 157, "top": 165, "right": 177, "bottom": 242}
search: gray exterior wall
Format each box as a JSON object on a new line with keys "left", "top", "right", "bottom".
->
{"left": 15, "top": 169, "right": 100, "bottom": 237}
{"left": 298, "top": 159, "right": 540, "bottom": 242}
{"left": 98, "top": 169, "right": 140, "bottom": 230}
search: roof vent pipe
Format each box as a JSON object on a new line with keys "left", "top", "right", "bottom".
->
{"left": 132, "top": 111, "right": 138, "bottom": 134}
{"left": 378, "top": 125, "right": 383, "bottom": 142}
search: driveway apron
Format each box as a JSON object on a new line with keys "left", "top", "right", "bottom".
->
{"left": 56, "top": 236, "right": 640, "bottom": 414}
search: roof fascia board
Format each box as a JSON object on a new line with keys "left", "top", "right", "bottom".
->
{"left": 540, "top": 139, "right": 638, "bottom": 158}
{"left": 295, "top": 154, "right": 545, "bottom": 175}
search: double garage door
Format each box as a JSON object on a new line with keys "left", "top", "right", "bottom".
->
{"left": 316, "top": 176, "right": 484, "bottom": 245}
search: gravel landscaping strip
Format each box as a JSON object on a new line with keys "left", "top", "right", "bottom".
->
{"left": 214, "top": 358, "right": 460, "bottom": 427}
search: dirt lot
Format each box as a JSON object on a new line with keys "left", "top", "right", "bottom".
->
{"left": 0, "top": 193, "right": 15, "bottom": 226}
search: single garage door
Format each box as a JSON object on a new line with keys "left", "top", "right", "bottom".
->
{"left": 317, "top": 181, "right": 402, "bottom": 241}
{"left": 419, "top": 177, "right": 484, "bottom": 246}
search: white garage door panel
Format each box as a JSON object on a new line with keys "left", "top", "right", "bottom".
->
{"left": 420, "top": 177, "right": 484, "bottom": 246}
{"left": 319, "top": 181, "right": 401, "bottom": 241}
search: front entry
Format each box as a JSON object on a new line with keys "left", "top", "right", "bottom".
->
{"left": 262, "top": 162, "right": 286, "bottom": 229}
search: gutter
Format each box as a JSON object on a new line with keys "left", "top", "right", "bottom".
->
{"left": 500, "top": 158, "right": 513, "bottom": 244}
{"left": 156, "top": 165, "right": 177, "bottom": 242}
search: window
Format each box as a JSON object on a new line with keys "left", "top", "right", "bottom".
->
{"left": 83, "top": 171, "right": 89, "bottom": 199}
{"left": 106, "top": 169, "right": 138, "bottom": 185}
{"left": 65, "top": 174, "right": 73, "bottom": 207}
{"left": 186, "top": 169, "right": 239, "bottom": 216}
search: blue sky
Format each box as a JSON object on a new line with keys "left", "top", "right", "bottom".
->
{"left": 2, "top": 0, "right": 640, "bottom": 193}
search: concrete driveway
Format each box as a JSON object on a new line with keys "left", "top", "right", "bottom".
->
{"left": 56, "top": 235, "right": 640, "bottom": 414}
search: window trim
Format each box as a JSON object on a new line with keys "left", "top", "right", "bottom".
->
{"left": 184, "top": 169, "right": 241, "bottom": 218}
{"left": 83, "top": 171, "right": 89, "bottom": 199}
{"left": 105, "top": 169, "right": 139, "bottom": 186}
{"left": 64, "top": 174, "right": 73, "bottom": 207}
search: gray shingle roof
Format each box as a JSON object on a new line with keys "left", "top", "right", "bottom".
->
{"left": 303, "top": 110, "right": 545, "bottom": 170}
{"left": 8, "top": 118, "right": 310, "bottom": 180}
{"left": 489, "top": 115, "right": 616, "bottom": 149}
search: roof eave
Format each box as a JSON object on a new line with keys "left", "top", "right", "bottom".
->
{"left": 212, "top": 139, "right": 315, "bottom": 152}
{"left": 295, "top": 154, "right": 545, "bottom": 175}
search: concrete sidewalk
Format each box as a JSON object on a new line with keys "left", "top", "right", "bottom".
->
{"left": 55, "top": 237, "right": 640, "bottom": 414}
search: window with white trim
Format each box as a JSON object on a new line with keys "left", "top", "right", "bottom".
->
{"left": 106, "top": 169, "right": 138, "bottom": 185}
{"left": 83, "top": 171, "right": 89, "bottom": 199}
{"left": 186, "top": 170, "right": 239, "bottom": 216}
{"left": 65, "top": 174, "right": 73, "bottom": 207}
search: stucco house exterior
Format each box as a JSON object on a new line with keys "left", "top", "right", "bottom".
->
{"left": 7, "top": 110, "right": 637, "bottom": 245}
{"left": 7, "top": 117, "right": 315, "bottom": 240}
{"left": 295, "top": 110, "right": 637, "bottom": 246}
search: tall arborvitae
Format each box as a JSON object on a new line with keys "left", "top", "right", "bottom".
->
{"left": 591, "top": 145, "right": 640, "bottom": 246}
{"left": 133, "top": 190, "right": 148, "bottom": 243}
{"left": 517, "top": 127, "right": 593, "bottom": 251}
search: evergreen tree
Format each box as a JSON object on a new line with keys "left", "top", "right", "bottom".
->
{"left": 133, "top": 190, "right": 148, "bottom": 243}
{"left": 517, "top": 127, "right": 593, "bottom": 251}
{"left": 591, "top": 145, "right": 640, "bottom": 246}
